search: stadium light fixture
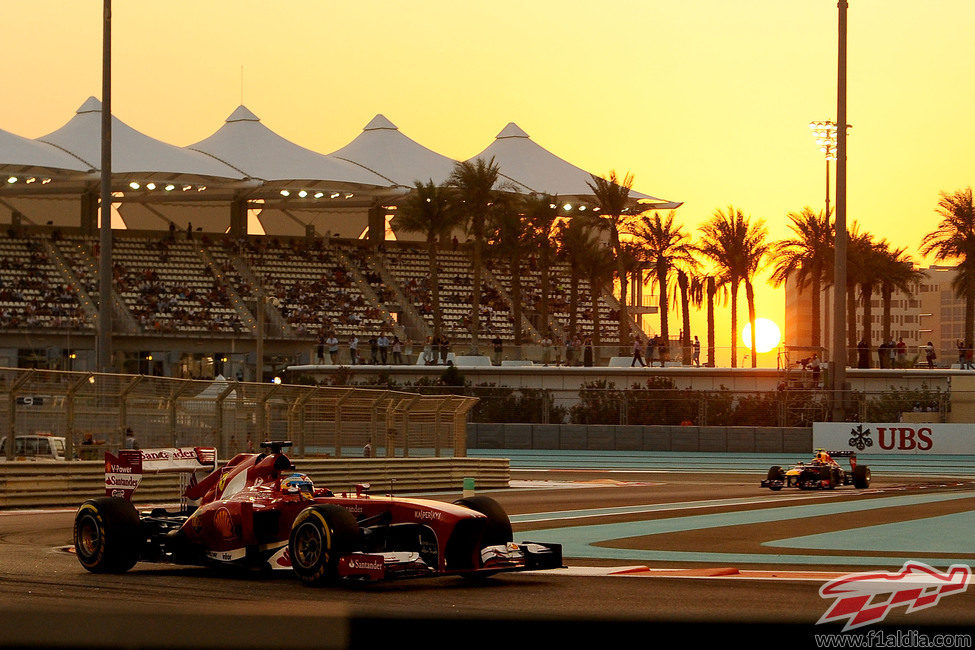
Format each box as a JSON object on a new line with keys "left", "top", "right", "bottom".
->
{"left": 164, "top": 184, "right": 175, "bottom": 191}
{"left": 7, "top": 176, "right": 18, "bottom": 184}
{"left": 146, "top": 182, "right": 156, "bottom": 190}
{"left": 298, "top": 190, "right": 307, "bottom": 198}
{"left": 280, "top": 190, "right": 290, "bottom": 197}
{"left": 129, "top": 182, "right": 140, "bottom": 190}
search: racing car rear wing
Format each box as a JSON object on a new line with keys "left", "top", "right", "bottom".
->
{"left": 105, "top": 447, "right": 217, "bottom": 502}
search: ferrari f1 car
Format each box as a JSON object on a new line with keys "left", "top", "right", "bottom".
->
{"left": 74, "top": 441, "right": 562, "bottom": 584}
{"left": 761, "top": 449, "right": 871, "bottom": 491}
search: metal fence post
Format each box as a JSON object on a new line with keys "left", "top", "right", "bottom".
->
{"left": 6, "top": 370, "right": 33, "bottom": 460}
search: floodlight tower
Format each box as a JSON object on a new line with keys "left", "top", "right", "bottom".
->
{"left": 96, "top": 0, "right": 113, "bottom": 373}
{"left": 832, "top": 0, "right": 850, "bottom": 421}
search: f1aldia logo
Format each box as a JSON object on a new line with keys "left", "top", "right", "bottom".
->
{"left": 818, "top": 561, "right": 970, "bottom": 631}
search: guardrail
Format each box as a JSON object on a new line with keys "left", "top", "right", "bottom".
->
{"left": 0, "top": 457, "right": 510, "bottom": 508}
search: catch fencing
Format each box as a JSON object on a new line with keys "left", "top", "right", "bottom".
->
{"left": 1, "top": 368, "right": 477, "bottom": 461}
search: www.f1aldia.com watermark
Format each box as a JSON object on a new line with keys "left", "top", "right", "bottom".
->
{"left": 817, "top": 561, "right": 971, "bottom": 632}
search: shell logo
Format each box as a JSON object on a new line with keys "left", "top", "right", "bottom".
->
{"left": 213, "top": 508, "right": 236, "bottom": 541}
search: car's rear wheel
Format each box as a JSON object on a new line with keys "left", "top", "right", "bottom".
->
{"left": 853, "top": 465, "right": 871, "bottom": 489}
{"left": 74, "top": 497, "right": 141, "bottom": 573}
{"left": 289, "top": 505, "right": 359, "bottom": 586}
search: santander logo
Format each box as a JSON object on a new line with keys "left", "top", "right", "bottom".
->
{"left": 818, "top": 561, "right": 970, "bottom": 631}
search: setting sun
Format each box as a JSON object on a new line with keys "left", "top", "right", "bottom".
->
{"left": 741, "top": 318, "right": 782, "bottom": 354}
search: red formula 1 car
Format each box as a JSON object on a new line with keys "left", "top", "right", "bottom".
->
{"left": 761, "top": 449, "right": 871, "bottom": 491}
{"left": 74, "top": 441, "right": 562, "bottom": 584}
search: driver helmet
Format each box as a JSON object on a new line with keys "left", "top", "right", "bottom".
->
{"left": 281, "top": 473, "right": 315, "bottom": 499}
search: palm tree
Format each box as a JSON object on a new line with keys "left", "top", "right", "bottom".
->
{"left": 770, "top": 207, "right": 833, "bottom": 349}
{"left": 523, "top": 194, "right": 560, "bottom": 336}
{"left": 845, "top": 226, "right": 874, "bottom": 357}
{"left": 395, "top": 180, "right": 462, "bottom": 339}
{"left": 587, "top": 170, "right": 639, "bottom": 350}
{"left": 855, "top": 236, "right": 889, "bottom": 362}
{"left": 697, "top": 206, "right": 768, "bottom": 368}
{"left": 556, "top": 216, "right": 599, "bottom": 339}
{"left": 878, "top": 245, "right": 922, "bottom": 344}
{"left": 627, "top": 211, "right": 697, "bottom": 353}
{"left": 487, "top": 194, "right": 530, "bottom": 348}
{"left": 448, "top": 157, "right": 503, "bottom": 352}
{"left": 920, "top": 187, "right": 975, "bottom": 346}
{"left": 581, "top": 241, "right": 617, "bottom": 353}
{"left": 690, "top": 272, "right": 727, "bottom": 368}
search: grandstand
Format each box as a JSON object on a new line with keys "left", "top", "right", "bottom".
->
{"left": 0, "top": 99, "right": 681, "bottom": 377}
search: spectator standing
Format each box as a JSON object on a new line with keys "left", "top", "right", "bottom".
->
{"left": 857, "top": 339, "right": 870, "bottom": 369}
{"left": 631, "top": 338, "right": 645, "bottom": 367}
{"left": 583, "top": 337, "right": 594, "bottom": 367}
{"left": 124, "top": 428, "right": 139, "bottom": 450}
{"left": 377, "top": 333, "right": 389, "bottom": 364}
{"left": 492, "top": 333, "right": 503, "bottom": 366}
{"left": 809, "top": 354, "right": 822, "bottom": 386}
{"left": 326, "top": 333, "right": 339, "bottom": 364}
{"left": 369, "top": 337, "right": 379, "bottom": 364}
{"left": 896, "top": 338, "right": 907, "bottom": 367}
{"left": 693, "top": 336, "right": 701, "bottom": 367}
{"left": 439, "top": 335, "right": 450, "bottom": 365}
{"left": 349, "top": 335, "right": 359, "bottom": 365}
{"left": 958, "top": 340, "right": 966, "bottom": 367}
{"left": 423, "top": 336, "right": 434, "bottom": 365}
{"left": 925, "top": 341, "right": 936, "bottom": 369}
{"left": 391, "top": 336, "right": 403, "bottom": 364}
{"left": 316, "top": 333, "right": 326, "bottom": 364}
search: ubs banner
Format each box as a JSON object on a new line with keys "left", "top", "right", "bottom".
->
{"left": 813, "top": 422, "right": 975, "bottom": 455}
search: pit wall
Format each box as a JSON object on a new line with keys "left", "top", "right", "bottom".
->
{"left": 468, "top": 423, "right": 812, "bottom": 454}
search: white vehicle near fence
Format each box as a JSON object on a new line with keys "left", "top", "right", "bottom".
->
{"left": 1, "top": 434, "right": 66, "bottom": 461}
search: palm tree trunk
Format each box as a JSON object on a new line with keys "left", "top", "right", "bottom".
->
{"left": 706, "top": 278, "right": 716, "bottom": 367}
{"left": 847, "top": 284, "right": 857, "bottom": 366}
{"left": 730, "top": 281, "right": 739, "bottom": 368}
{"left": 881, "top": 286, "right": 893, "bottom": 342}
{"left": 428, "top": 236, "right": 441, "bottom": 339}
{"left": 811, "top": 273, "right": 822, "bottom": 348}
{"left": 590, "top": 275, "right": 602, "bottom": 353}
{"left": 746, "top": 281, "right": 757, "bottom": 368}
{"left": 657, "top": 265, "right": 669, "bottom": 343}
{"left": 861, "top": 285, "right": 874, "bottom": 366}
{"left": 618, "top": 268, "right": 629, "bottom": 353}
{"left": 679, "top": 272, "right": 691, "bottom": 365}
{"left": 471, "top": 235, "right": 482, "bottom": 353}
{"left": 569, "top": 265, "right": 579, "bottom": 340}
{"left": 510, "top": 249, "right": 523, "bottom": 348}
{"left": 540, "top": 253, "right": 551, "bottom": 337}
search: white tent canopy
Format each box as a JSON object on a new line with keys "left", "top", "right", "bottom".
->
{"left": 329, "top": 114, "right": 459, "bottom": 187}
{"left": 470, "top": 122, "right": 682, "bottom": 209}
{"left": 189, "top": 106, "right": 394, "bottom": 194}
{"left": 0, "top": 127, "right": 90, "bottom": 178}
{"left": 37, "top": 98, "right": 246, "bottom": 185}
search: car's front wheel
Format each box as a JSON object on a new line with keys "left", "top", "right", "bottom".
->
{"left": 853, "top": 465, "right": 871, "bottom": 489}
{"left": 288, "top": 505, "right": 360, "bottom": 586}
{"left": 74, "top": 497, "right": 142, "bottom": 573}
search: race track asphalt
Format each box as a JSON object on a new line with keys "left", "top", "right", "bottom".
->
{"left": 1, "top": 466, "right": 973, "bottom": 648}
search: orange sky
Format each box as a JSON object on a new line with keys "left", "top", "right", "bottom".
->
{"left": 2, "top": 1, "right": 973, "bottom": 365}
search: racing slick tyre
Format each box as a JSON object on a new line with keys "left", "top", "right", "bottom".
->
{"left": 447, "top": 496, "right": 514, "bottom": 575}
{"left": 853, "top": 464, "right": 871, "bottom": 489}
{"left": 73, "top": 497, "right": 142, "bottom": 573}
{"left": 766, "top": 466, "right": 785, "bottom": 490}
{"left": 288, "top": 504, "right": 360, "bottom": 586}
{"left": 453, "top": 496, "right": 513, "bottom": 547}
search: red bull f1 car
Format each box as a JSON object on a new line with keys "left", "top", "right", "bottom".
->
{"left": 74, "top": 441, "right": 562, "bottom": 584}
{"left": 761, "top": 449, "right": 871, "bottom": 491}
